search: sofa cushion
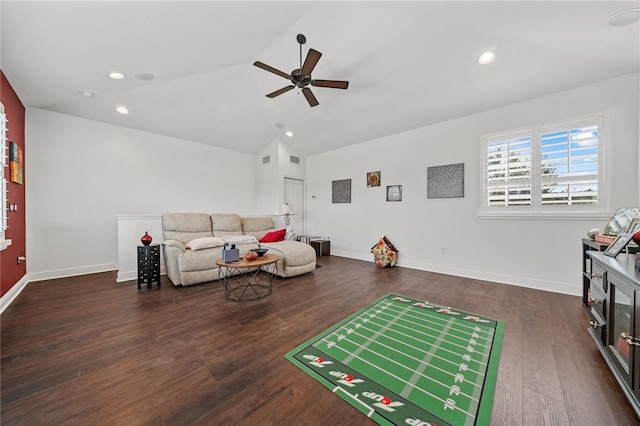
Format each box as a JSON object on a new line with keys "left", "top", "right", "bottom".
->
{"left": 260, "top": 240, "right": 317, "bottom": 276}
{"left": 211, "top": 213, "right": 243, "bottom": 237}
{"left": 221, "top": 235, "right": 259, "bottom": 245}
{"left": 186, "top": 237, "right": 225, "bottom": 251}
{"left": 162, "top": 213, "right": 214, "bottom": 244}
{"left": 259, "top": 228, "right": 286, "bottom": 243}
{"left": 241, "top": 217, "right": 276, "bottom": 240}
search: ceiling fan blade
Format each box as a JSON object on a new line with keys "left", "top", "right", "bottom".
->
{"left": 266, "top": 85, "right": 295, "bottom": 98}
{"left": 311, "top": 79, "right": 349, "bottom": 89}
{"left": 253, "top": 61, "right": 291, "bottom": 80}
{"left": 302, "top": 88, "right": 319, "bottom": 107}
{"left": 301, "top": 49, "right": 322, "bottom": 76}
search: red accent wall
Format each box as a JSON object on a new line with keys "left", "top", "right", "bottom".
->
{"left": 1, "top": 71, "right": 27, "bottom": 296}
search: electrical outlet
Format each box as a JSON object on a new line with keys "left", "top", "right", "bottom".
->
{"left": 440, "top": 247, "right": 447, "bottom": 255}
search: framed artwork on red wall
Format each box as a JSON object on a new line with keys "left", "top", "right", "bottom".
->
{"left": 10, "top": 141, "right": 22, "bottom": 184}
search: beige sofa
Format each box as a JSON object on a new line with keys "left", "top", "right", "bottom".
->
{"left": 161, "top": 213, "right": 317, "bottom": 286}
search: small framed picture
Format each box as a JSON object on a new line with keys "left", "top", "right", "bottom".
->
{"left": 386, "top": 185, "right": 402, "bottom": 202}
{"left": 367, "top": 171, "right": 381, "bottom": 187}
{"left": 626, "top": 218, "right": 640, "bottom": 235}
{"left": 604, "top": 233, "right": 634, "bottom": 257}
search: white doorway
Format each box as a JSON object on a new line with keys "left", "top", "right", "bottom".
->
{"left": 283, "top": 177, "right": 305, "bottom": 235}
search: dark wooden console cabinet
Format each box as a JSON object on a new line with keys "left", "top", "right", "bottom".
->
{"left": 587, "top": 251, "right": 640, "bottom": 417}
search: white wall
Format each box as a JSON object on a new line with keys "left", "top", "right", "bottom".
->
{"left": 278, "top": 139, "right": 307, "bottom": 181}
{"left": 256, "top": 139, "right": 281, "bottom": 215}
{"left": 256, "top": 138, "right": 308, "bottom": 220}
{"left": 26, "top": 109, "right": 258, "bottom": 280}
{"left": 306, "top": 74, "right": 640, "bottom": 296}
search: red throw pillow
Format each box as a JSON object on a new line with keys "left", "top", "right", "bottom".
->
{"left": 259, "top": 228, "right": 286, "bottom": 243}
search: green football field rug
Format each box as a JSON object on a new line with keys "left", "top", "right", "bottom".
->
{"left": 285, "top": 293, "right": 505, "bottom": 426}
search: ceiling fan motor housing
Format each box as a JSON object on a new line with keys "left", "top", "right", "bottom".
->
{"left": 291, "top": 69, "right": 311, "bottom": 88}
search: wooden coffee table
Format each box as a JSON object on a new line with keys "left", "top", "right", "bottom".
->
{"left": 216, "top": 253, "right": 279, "bottom": 301}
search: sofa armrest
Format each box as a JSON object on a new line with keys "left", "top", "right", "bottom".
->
{"left": 162, "top": 240, "right": 186, "bottom": 286}
{"left": 162, "top": 239, "right": 186, "bottom": 253}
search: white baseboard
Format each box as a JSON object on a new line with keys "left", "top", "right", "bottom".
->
{"left": 0, "top": 275, "right": 29, "bottom": 314}
{"left": 27, "top": 263, "right": 118, "bottom": 283}
{"left": 330, "top": 250, "right": 580, "bottom": 297}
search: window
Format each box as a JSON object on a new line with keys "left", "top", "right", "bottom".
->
{"left": 482, "top": 116, "right": 605, "bottom": 217}
{"left": 486, "top": 130, "right": 532, "bottom": 207}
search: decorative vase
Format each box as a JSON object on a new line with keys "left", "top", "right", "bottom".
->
{"left": 141, "top": 232, "right": 152, "bottom": 246}
{"left": 245, "top": 251, "right": 259, "bottom": 261}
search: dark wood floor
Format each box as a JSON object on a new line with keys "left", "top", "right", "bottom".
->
{"left": 1, "top": 256, "right": 638, "bottom": 425}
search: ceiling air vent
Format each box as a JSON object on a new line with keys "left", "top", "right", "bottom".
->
{"left": 262, "top": 155, "right": 270, "bottom": 164}
{"left": 290, "top": 155, "right": 300, "bottom": 164}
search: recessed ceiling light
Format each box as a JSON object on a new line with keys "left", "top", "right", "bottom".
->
{"left": 478, "top": 51, "right": 496, "bottom": 65}
{"left": 115, "top": 106, "right": 130, "bottom": 115}
{"left": 285, "top": 131, "right": 293, "bottom": 137}
{"left": 608, "top": 8, "right": 640, "bottom": 26}
{"left": 79, "top": 90, "right": 94, "bottom": 97}
{"left": 109, "top": 72, "right": 126, "bottom": 80}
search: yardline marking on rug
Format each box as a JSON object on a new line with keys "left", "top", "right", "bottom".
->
{"left": 400, "top": 316, "right": 456, "bottom": 399}
{"left": 360, "top": 316, "right": 491, "bottom": 370}
{"left": 318, "top": 335, "right": 477, "bottom": 418}
{"left": 325, "top": 324, "right": 485, "bottom": 393}
{"left": 380, "top": 304, "right": 495, "bottom": 346}
{"left": 323, "top": 300, "right": 492, "bottom": 373}
{"left": 322, "top": 332, "right": 473, "bottom": 416}
{"left": 314, "top": 298, "right": 497, "bottom": 403}
{"left": 319, "top": 327, "right": 483, "bottom": 404}
{"left": 353, "top": 298, "right": 496, "bottom": 349}
{"left": 378, "top": 304, "right": 495, "bottom": 349}
{"left": 328, "top": 299, "right": 495, "bottom": 365}
{"left": 341, "top": 301, "right": 414, "bottom": 365}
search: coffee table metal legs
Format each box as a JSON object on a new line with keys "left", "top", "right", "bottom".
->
{"left": 218, "top": 263, "right": 278, "bottom": 301}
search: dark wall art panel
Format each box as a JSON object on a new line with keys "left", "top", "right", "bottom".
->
{"left": 332, "top": 179, "right": 352, "bottom": 203}
{"left": 427, "top": 163, "right": 464, "bottom": 199}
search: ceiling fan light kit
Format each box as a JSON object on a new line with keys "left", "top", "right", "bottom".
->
{"left": 254, "top": 33, "right": 349, "bottom": 107}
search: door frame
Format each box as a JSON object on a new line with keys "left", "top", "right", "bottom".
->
{"left": 283, "top": 176, "right": 305, "bottom": 235}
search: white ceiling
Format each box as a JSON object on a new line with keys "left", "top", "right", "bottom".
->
{"left": 1, "top": 1, "right": 638, "bottom": 157}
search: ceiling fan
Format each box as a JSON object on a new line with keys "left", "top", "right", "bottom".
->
{"left": 253, "top": 34, "right": 349, "bottom": 107}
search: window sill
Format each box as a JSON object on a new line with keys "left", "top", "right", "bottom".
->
{"left": 0, "top": 239, "right": 12, "bottom": 251}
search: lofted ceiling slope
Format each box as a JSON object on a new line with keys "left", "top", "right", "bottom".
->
{"left": 1, "top": 1, "right": 638, "bottom": 157}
